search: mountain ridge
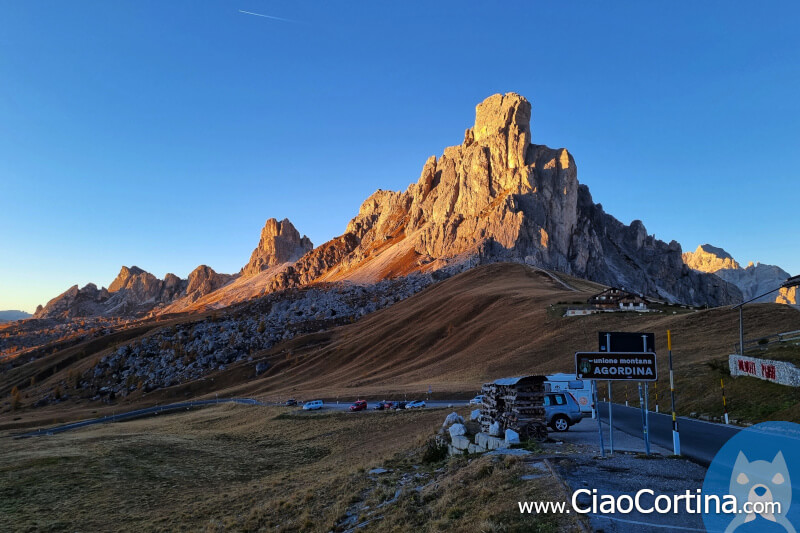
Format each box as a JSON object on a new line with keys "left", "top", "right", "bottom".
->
{"left": 682, "top": 244, "right": 794, "bottom": 304}
{"left": 32, "top": 93, "right": 748, "bottom": 319}
{"left": 0, "top": 310, "right": 32, "bottom": 322}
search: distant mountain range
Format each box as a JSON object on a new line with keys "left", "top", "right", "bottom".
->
{"left": 35, "top": 93, "right": 762, "bottom": 320}
{"left": 33, "top": 218, "right": 312, "bottom": 320}
{"left": 683, "top": 244, "right": 796, "bottom": 304}
{"left": 0, "top": 310, "right": 32, "bottom": 322}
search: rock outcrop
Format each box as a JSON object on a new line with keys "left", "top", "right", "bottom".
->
{"left": 683, "top": 245, "right": 793, "bottom": 303}
{"left": 266, "top": 93, "right": 740, "bottom": 306}
{"left": 241, "top": 218, "right": 313, "bottom": 277}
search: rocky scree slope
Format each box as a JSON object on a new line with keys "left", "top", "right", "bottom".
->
{"left": 71, "top": 272, "right": 440, "bottom": 399}
{"left": 683, "top": 244, "right": 795, "bottom": 304}
{"left": 265, "top": 93, "right": 740, "bottom": 307}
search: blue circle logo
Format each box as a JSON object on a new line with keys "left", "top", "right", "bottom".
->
{"left": 703, "top": 421, "right": 800, "bottom": 532}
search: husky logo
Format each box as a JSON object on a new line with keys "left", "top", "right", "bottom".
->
{"left": 704, "top": 421, "right": 800, "bottom": 533}
{"left": 725, "top": 451, "right": 795, "bottom": 533}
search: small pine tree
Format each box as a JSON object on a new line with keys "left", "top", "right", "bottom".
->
{"left": 10, "top": 386, "right": 21, "bottom": 410}
{"left": 53, "top": 385, "right": 62, "bottom": 400}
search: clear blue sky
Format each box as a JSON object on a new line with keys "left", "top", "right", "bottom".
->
{"left": 2, "top": 1, "right": 799, "bottom": 313}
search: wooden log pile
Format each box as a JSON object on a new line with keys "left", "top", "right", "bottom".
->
{"left": 479, "top": 376, "right": 546, "bottom": 434}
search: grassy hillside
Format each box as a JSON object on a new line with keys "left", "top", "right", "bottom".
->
{"left": 2, "top": 263, "right": 799, "bottom": 430}
{"left": 0, "top": 404, "right": 577, "bottom": 532}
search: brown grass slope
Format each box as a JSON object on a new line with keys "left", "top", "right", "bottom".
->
{"left": 3, "top": 263, "right": 799, "bottom": 429}
{"left": 236, "top": 263, "right": 800, "bottom": 420}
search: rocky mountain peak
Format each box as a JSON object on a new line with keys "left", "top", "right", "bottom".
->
{"left": 468, "top": 92, "right": 531, "bottom": 147}
{"left": 682, "top": 244, "right": 740, "bottom": 273}
{"left": 184, "top": 265, "right": 233, "bottom": 302}
{"left": 108, "top": 265, "right": 156, "bottom": 293}
{"left": 241, "top": 218, "right": 313, "bottom": 277}
{"left": 265, "top": 93, "right": 740, "bottom": 307}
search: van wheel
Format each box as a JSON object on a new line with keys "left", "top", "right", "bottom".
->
{"left": 552, "top": 415, "right": 570, "bottom": 432}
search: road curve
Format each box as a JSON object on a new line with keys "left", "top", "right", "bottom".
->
{"left": 14, "top": 398, "right": 265, "bottom": 438}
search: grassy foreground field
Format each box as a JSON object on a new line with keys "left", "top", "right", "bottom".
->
{"left": 0, "top": 404, "right": 578, "bottom": 532}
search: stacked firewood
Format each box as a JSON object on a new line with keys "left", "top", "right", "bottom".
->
{"left": 479, "top": 377, "right": 546, "bottom": 435}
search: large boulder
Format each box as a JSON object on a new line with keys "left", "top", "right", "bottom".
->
{"left": 448, "top": 423, "right": 467, "bottom": 438}
{"left": 476, "top": 432, "right": 504, "bottom": 451}
{"left": 451, "top": 435, "right": 470, "bottom": 451}
{"left": 442, "top": 412, "right": 465, "bottom": 428}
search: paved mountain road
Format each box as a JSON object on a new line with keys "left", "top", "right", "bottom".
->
{"left": 598, "top": 402, "right": 742, "bottom": 465}
{"left": 12, "top": 399, "right": 470, "bottom": 438}
{"left": 13, "top": 398, "right": 266, "bottom": 438}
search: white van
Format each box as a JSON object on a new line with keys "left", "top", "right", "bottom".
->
{"left": 545, "top": 373, "right": 593, "bottom": 414}
{"left": 302, "top": 399, "right": 323, "bottom": 411}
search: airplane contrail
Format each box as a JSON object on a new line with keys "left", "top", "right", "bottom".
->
{"left": 238, "top": 10, "right": 294, "bottom": 22}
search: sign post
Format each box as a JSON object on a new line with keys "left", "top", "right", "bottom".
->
{"left": 668, "top": 330, "right": 681, "bottom": 455}
{"left": 603, "top": 332, "right": 614, "bottom": 454}
{"left": 607, "top": 381, "right": 614, "bottom": 454}
{"left": 638, "top": 383, "right": 650, "bottom": 454}
{"left": 592, "top": 380, "right": 605, "bottom": 458}
{"left": 642, "top": 334, "right": 651, "bottom": 455}
{"left": 576, "top": 350, "right": 657, "bottom": 457}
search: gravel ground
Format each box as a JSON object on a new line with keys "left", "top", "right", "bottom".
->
{"left": 548, "top": 419, "right": 708, "bottom": 532}
{"left": 556, "top": 417, "right": 671, "bottom": 456}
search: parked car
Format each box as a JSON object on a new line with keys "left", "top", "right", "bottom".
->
{"left": 405, "top": 400, "right": 426, "bottom": 409}
{"left": 285, "top": 398, "right": 298, "bottom": 407}
{"left": 544, "top": 392, "right": 583, "bottom": 431}
{"left": 349, "top": 400, "right": 368, "bottom": 411}
{"left": 373, "top": 401, "right": 394, "bottom": 410}
{"left": 394, "top": 401, "right": 407, "bottom": 410}
{"left": 545, "top": 373, "right": 593, "bottom": 414}
{"left": 303, "top": 399, "right": 323, "bottom": 411}
{"left": 469, "top": 395, "right": 485, "bottom": 405}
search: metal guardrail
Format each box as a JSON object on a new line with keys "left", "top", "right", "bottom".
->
{"left": 735, "top": 329, "right": 800, "bottom": 354}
